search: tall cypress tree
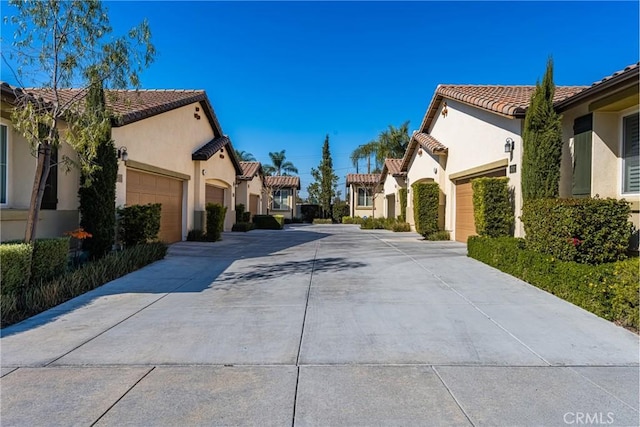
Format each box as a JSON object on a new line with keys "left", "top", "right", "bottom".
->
{"left": 78, "top": 76, "right": 118, "bottom": 259}
{"left": 308, "top": 135, "right": 339, "bottom": 217}
{"left": 521, "top": 58, "right": 563, "bottom": 201}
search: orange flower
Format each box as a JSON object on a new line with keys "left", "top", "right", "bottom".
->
{"left": 65, "top": 227, "right": 93, "bottom": 240}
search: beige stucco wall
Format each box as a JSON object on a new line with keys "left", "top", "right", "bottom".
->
{"left": 405, "top": 146, "right": 441, "bottom": 229}
{"left": 426, "top": 99, "right": 523, "bottom": 238}
{"left": 382, "top": 174, "right": 406, "bottom": 219}
{"left": 112, "top": 102, "right": 228, "bottom": 237}
{"left": 348, "top": 183, "right": 384, "bottom": 218}
{"left": 1, "top": 115, "right": 80, "bottom": 241}
{"left": 268, "top": 187, "right": 298, "bottom": 220}
{"left": 201, "top": 153, "right": 239, "bottom": 231}
{"left": 237, "top": 174, "right": 264, "bottom": 217}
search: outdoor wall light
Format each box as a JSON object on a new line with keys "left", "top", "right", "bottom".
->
{"left": 504, "top": 137, "right": 515, "bottom": 153}
{"left": 117, "top": 146, "right": 128, "bottom": 161}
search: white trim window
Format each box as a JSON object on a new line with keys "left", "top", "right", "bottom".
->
{"left": 0, "top": 124, "right": 7, "bottom": 204}
{"left": 272, "top": 188, "right": 290, "bottom": 210}
{"left": 623, "top": 112, "right": 639, "bottom": 194}
{"left": 357, "top": 187, "right": 373, "bottom": 207}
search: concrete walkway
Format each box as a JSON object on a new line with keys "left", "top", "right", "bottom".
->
{"left": 1, "top": 224, "right": 638, "bottom": 426}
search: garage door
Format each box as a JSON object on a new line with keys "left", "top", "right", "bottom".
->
{"left": 455, "top": 169, "right": 506, "bottom": 243}
{"left": 205, "top": 185, "right": 225, "bottom": 206}
{"left": 249, "top": 194, "right": 259, "bottom": 217}
{"left": 126, "top": 169, "right": 183, "bottom": 243}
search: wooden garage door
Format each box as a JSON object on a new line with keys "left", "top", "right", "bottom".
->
{"left": 249, "top": 194, "right": 259, "bottom": 216}
{"left": 205, "top": 185, "right": 225, "bottom": 206}
{"left": 455, "top": 169, "right": 506, "bottom": 243}
{"left": 126, "top": 170, "right": 183, "bottom": 243}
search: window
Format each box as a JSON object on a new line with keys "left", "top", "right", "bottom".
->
{"left": 41, "top": 147, "right": 58, "bottom": 210}
{"left": 572, "top": 114, "right": 592, "bottom": 197}
{"left": 623, "top": 112, "right": 639, "bottom": 193}
{"left": 272, "top": 188, "right": 289, "bottom": 210}
{"left": 0, "top": 125, "right": 6, "bottom": 204}
{"left": 357, "top": 187, "right": 372, "bottom": 207}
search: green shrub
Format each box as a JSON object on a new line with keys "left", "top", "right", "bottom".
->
{"left": 342, "top": 216, "right": 364, "bottom": 224}
{"left": 1, "top": 242, "right": 167, "bottom": 328}
{"left": 242, "top": 211, "right": 251, "bottom": 222}
{"left": 206, "top": 203, "right": 227, "bottom": 241}
{"left": 253, "top": 215, "right": 283, "bottom": 230}
{"left": 186, "top": 229, "right": 207, "bottom": 241}
{"left": 31, "top": 237, "right": 70, "bottom": 284}
{"left": 412, "top": 182, "right": 440, "bottom": 237}
{"left": 332, "top": 200, "right": 349, "bottom": 223}
{"left": 360, "top": 217, "right": 386, "bottom": 230}
{"left": 232, "top": 222, "right": 255, "bottom": 232}
{"left": 468, "top": 236, "right": 639, "bottom": 331}
{"left": 398, "top": 188, "right": 407, "bottom": 222}
{"left": 426, "top": 231, "right": 451, "bottom": 241}
{"left": 472, "top": 177, "right": 514, "bottom": 238}
{"left": 117, "top": 203, "right": 162, "bottom": 246}
{"left": 521, "top": 197, "right": 633, "bottom": 264}
{"left": 291, "top": 217, "right": 304, "bottom": 224}
{"left": 0, "top": 243, "right": 33, "bottom": 295}
{"left": 235, "top": 203, "right": 246, "bottom": 223}
{"left": 313, "top": 218, "right": 333, "bottom": 224}
{"left": 392, "top": 222, "right": 411, "bottom": 232}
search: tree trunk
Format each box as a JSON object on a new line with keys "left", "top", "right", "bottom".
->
{"left": 24, "top": 144, "right": 51, "bottom": 243}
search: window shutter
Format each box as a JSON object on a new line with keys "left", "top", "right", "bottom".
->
{"left": 0, "top": 125, "right": 7, "bottom": 204}
{"left": 623, "top": 113, "right": 639, "bottom": 193}
{"left": 41, "top": 147, "right": 58, "bottom": 210}
{"left": 572, "top": 131, "right": 592, "bottom": 197}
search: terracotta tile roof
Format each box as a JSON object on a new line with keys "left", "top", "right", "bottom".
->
{"left": 192, "top": 135, "right": 231, "bottom": 160}
{"left": 379, "top": 159, "right": 406, "bottom": 184}
{"left": 239, "top": 161, "right": 262, "bottom": 180}
{"left": 588, "top": 62, "right": 639, "bottom": 87}
{"left": 346, "top": 173, "right": 381, "bottom": 186}
{"left": 414, "top": 132, "right": 447, "bottom": 154}
{"left": 21, "top": 87, "right": 225, "bottom": 133}
{"left": 264, "top": 175, "right": 300, "bottom": 189}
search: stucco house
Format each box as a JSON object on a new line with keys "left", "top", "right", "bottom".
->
{"left": 264, "top": 175, "right": 300, "bottom": 220}
{"left": 346, "top": 173, "right": 384, "bottom": 218}
{"left": 0, "top": 83, "right": 242, "bottom": 243}
{"left": 236, "top": 161, "right": 265, "bottom": 219}
{"left": 554, "top": 63, "right": 639, "bottom": 243}
{"left": 402, "top": 84, "right": 585, "bottom": 242}
{"left": 378, "top": 159, "right": 406, "bottom": 220}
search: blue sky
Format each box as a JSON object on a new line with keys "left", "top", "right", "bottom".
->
{"left": 2, "top": 1, "right": 638, "bottom": 198}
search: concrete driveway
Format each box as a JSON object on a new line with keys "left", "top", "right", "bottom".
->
{"left": 1, "top": 224, "right": 638, "bottom": 426}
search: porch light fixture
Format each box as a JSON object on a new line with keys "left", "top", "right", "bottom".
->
{"left": 117, "top": 146, "right": 128, "bottom": 161}
{"left": 504, "top": 137, "right": 514, "bottom": 153}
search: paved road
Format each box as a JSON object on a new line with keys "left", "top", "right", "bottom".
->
{"left": 1, "top": 225, "right": 638, "bottom": 426}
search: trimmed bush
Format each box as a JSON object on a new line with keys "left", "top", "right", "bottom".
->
{"left": 472, "top": 177, "right": 513, "bottom": 238}
{"left": 253, "top": 215, "right": 283, "bottom": 230}
{"left": 186, "top": 229, "right": 207, "bottom": 241}
{"left": 342, "top": 216, "right": 364, "bottom": 224}
{"left": 412, "top": 182, "right": 440, "bottom": 237}
{"left": 312, "top": 218, "right": 333, "bottom": 224}
{"left": 31, "top": 237, "right": 70, "bottom": 284}
{"left": 118, "top": 203, "right": 162, "bottom": 246}
{"left": 0, "top": 243, "right": 33, "bottom": 295}
{"left": 206, "top": 203, "right": 227, "bottom": 241}
{"left": 398, "top": 188, "right": 407, "bottom": 222}
{"left": 426, "top": 231, "right": 451, "bottom": 241}
{"left": 1, "top": 242, "right": 167, "bottom": 328}
{"left": 521, "top": 197, "right": 633, "bottom": 264}
{"left": 232, "top": 222, "right": 255, "bottom": 232}
{"left": 392, "top": 222, "right": 411, "bottom": 232}
{"left": 332, "top": 201, "right": 349, "bottom": 223}
{"left": 360, "top": 217, "right": 386, "bottom": 230}
{"left": 468, "top": 236, "right": 639, "bottom": 331}
{"left": 242, "top": 212, "right": 251, "bottom": 222}
{"left": 235, "top": 203, "right": 246, "bottom": 223}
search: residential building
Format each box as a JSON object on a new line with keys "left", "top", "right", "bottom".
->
{"left": 236, "top": 161, "right": 265, "bottom": 219}
{"left": 379, "top": 159, "right": 406, "bottom": 220}
{"left": 264, "top": 175, "right": 300, "bottom": 220}
{"left": 346, "top": 173, "right": 384, "bottom": 218}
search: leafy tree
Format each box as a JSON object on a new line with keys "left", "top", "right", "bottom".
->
{"left": 78, "top": 75, "right": 117, "bottom": 259}
{"left": 263, "top": 149, "right": 298, "bottom": 176}
{"left": 235, "top": 149, "right": 256, "bottom": 162}
{"left": 3, "top": 0, "right": 155, "bottom": 242}
{"left": 308, "top": 135, "right": 339, "bottom": 216}
{"left": 521, "top": 58, "right": 563, "bottom": 201}
{"left": 350, "top": 121, "right": 411, "bottom": 173}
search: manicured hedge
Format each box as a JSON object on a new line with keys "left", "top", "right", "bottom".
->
{"left": 398, "top": 188, "right": 407, "bottom": 222}
{"left": 521, "top": 197, "right": 633, "bottom": 264}
{"left": 392, "top": 222, "right": 411, "bottom": 232}
{"left": 412, "top": 182, "right": 439, "bottom": 237}
{"left": 118, "top": 203, "right": 162, "bottom": 246}
{"left": 0, "top": 243, "right": 33, "bottom": 295}
{"left": 426, "top": 231, "right": 451, "bottom": 241}
{"left": 342, "top": 216, "right": 364, "bottom": 224}
{"left": 312, "top": 218, "right": 333, "bottom": 224}
{"left": 206, "top": 203, "right": 227, "bottom": 241}
{"left": 31, "top": 237, "right": 70, "bottom": 284}
{"left": 186, "top": 229, "right": 207, "bottom": 241}
{"left": 253, "top": 215, "right": 283, "bottom": 230}
{"left": 232, "top": 222, "right": 255, "bottom": 232}
{"left": 468, "top": 236, "right": 639, "bottom": 331}
{"left": 235, "top": 203, "right": 246, "bottom": 223}
{"left": 1, "top": 242, "right": 167, "bottom": 328}
{"left": 471, "top": 177, "right": 513, "bottom": 238}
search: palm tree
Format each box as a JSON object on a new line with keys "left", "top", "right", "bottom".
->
{"left": 350, "top": 121, "right": 411, "bottom": 173}
{"left": 235, "top": 149, "right": 256, "bottom": 162}
{"left": 263, "top": 150, "right": 298, "bottom": 176}
{"left": 350, "top": 141, "right": 378, "bottom": 173}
